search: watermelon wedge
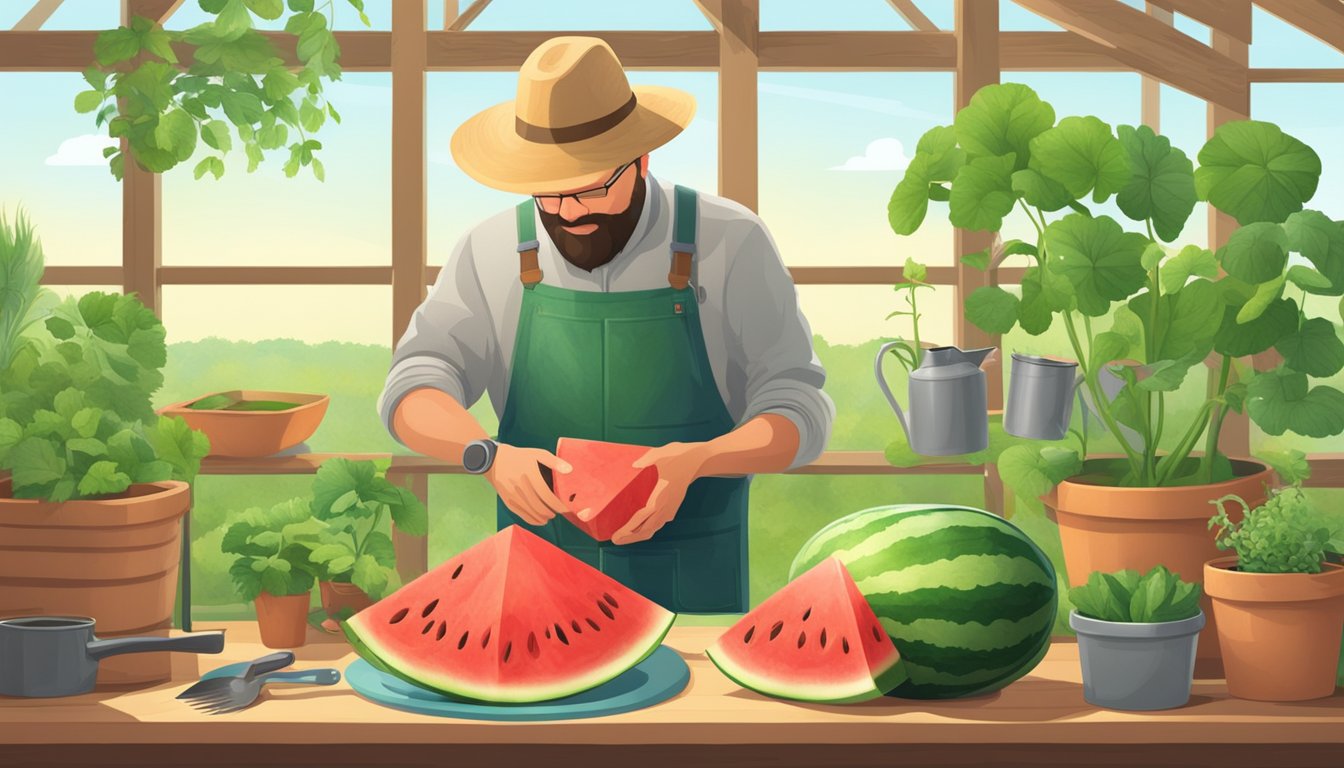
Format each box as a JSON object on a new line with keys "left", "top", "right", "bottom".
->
{"left": 706, "top": 557, "right": 906, "bottom": 703}
{"left": 343, "top": 525, "right": 675, "bottom": 703}
{"left": 553, "top": 437, "right": 658, "bottom": 541}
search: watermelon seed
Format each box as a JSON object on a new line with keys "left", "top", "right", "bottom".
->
{"left": 422, "top": 620, "right": 435, "bottom": 635}
{"left": 568, "top": 493, "right": 577, "bottom": 502}
{"left": 743, "top": 626, "right": 755, "bottom": 644}
{"left": 481, "top": 628, "right": 491, "bottom": 648}
{"left": 842, "top": 637, "right": 850, "bottom": 654}
{"left": 871, "top": 625, "right": 882, "bottom": 643}
{"left": 597, "top": 600, "right": 615, "bottom": 621}
{"left": 452, "top": 564, "right": 463, "bottom": 580}
{"left": 586, "top": 617, "right": 601, "bottom": 632}
{"left": 435, "top": 621, "right": 447, "bottom": 641}
{"left": 503, "top": 641, "right": 513, "bottom": 663}
{"left": 554, "top": 623, "right": 570, "bottom": 646}
{"left": 422, "top": 599, "right": 439, "bottom": 618}
{"left": 571, "top": 619, "right": 583, "bottom": 635}
{"left": 769, "top": 621, "right": 783, "bottom": 641}
{"left": 389, "top": 607, "right": 409, "bottom": 625}
{"left": 802, "top": 607, "right": 811, "bottom": 622}
{"left": 603, "top": 592, "right": 619, "bottom": 609}
{"left": 458, "top": 631, "right": 470, "bottom": 650}
{"left": 545, "top": 627, "right": 552, "bottom": 640}
{"left": 820, "top": 629, "right": 828, "bottom": 649}
{"left": 797, "top": 631, "right": 806, "bottom": 649}
{"left": 527, "top": 632, "right": 540, "bottom": 657}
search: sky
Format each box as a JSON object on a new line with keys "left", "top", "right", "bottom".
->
{"left": 1, "top": 0, "right": 1343, "bottom": 347}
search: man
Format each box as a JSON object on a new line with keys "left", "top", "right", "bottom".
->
{"left": 377, "top": 36, "right": 833, "bottom": 614}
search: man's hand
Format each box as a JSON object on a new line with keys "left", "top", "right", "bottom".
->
{"left": 485, "top": 444, "right": 572, "bottom": 526}
{"left": 585, "top": 441, "right": 706, "bottom": 545}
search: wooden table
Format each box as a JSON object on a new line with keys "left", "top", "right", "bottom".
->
{"left": 1, "top": 623, "right": 1341, "bottom": 767}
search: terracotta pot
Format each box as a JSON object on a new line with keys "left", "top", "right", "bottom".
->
{"left": 254, "top": 592, "right": 311, "bottom": 649}
{"left": 158, "top": 390, "right": 329, "bottom": 458}
{"left": 0, "top": 478, "right": 190, "bottom": 686}
{"left": 1204, "top": 556, "right": 1344, "bottom": 701}
{"left": 320, "top": 581, "right": 373, "bottom": 622}
{"left": 1045, "top": 458, "right": 1274, "bottom": 677}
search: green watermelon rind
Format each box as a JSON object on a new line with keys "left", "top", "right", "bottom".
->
{"left": 705, "top": 642, "right": 906, "bottom": 705}
{"left": 342, "top": 611, "right": 676, "bottom": 704}
{"left": 790, "top": 504, "right": 1058, "bottom": 701}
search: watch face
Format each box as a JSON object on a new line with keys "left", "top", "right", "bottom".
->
{"left": 463, "top": 443, "right": 486, "bottom": 472}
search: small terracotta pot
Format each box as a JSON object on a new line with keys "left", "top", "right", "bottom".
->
{"left": 319, "top": 581, "right": 373, "bottom": 622}
{"left": 1045, "top": 458, "right": 1274, "bottom": 676}
{"left": 158, "top": 390, "right": 329, "bottom": 458}
{"left": 254, "top": 592, "right": 311, "bottom": 649}
{"left": 1204, "top": 556, "right": 1344, "bottom": 701}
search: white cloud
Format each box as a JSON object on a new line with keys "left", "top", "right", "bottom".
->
{"left": 831, "top": 137, "right": 910, "bottom": 171}
{"left": 46, "top": 134, "right": 118, "bottom": 167}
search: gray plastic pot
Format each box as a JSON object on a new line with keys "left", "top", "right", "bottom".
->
{"left": 1070, "top": 609, "right": 1205, "bottom": 711}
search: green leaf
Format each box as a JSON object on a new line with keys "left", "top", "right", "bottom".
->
{"left": 229, "top": 559, "right": 263, "bottom": 602}
{"left": 192, "top": 157, "right": 214, "bottom": 180}
{"left": 288, "top": 0, "right": 314, "bottom": 10}
{"left": 263, "top": 66, "right": 301, "bottom": 100}
{"left": 1046, "top": 213, "right": 1149, "bottom": 317}
{"left": 961, "top": 250, "right": 990, "bottom": 271}
{"left": 1140, "top": 242, "right": 1165, "bottom": 272}
{"left": 953, "top": 83, "right": 1054, "bottom": 170}
{"left": 1028, "top": 116, "right": 1131, "bottom": 204}
{"left": 949, "top": 153, "right": 1017, "bottom": 232}
{"left": 327, "top": 100, "right": 341, "bottom": 124}
{"left": 153, "top": 109, "right": 198, "bottom": 162}
{"left": 1236, "top": 274, "right": 1285, "bottom": 324}
{"left": 71, "top": 408, "right": 101, "bottom": 438}
{"left": 1284, "top": 210, "right": 1344, "bottom": 295}
{"left": 309, "top": 542, "right": 354, "bottom": 564}
{"left": 1276, "top": 317, "right": 1344, "bottom": 378}
{"left": 220, "top": 90, "right": 265, "bottom": 125}
{"left": 1012, "top": 168, "right": 1073, "bottom": 212}
{"left": 312, "top": 458, "right": 378, "bottom": 518}
{"left": 1196, "top": 120, "right": 1321, "bottom": 225}
{"left": 1256, "top": 448, "right": 1312, "bottom": 487}
{"left": 1129, "top": 279, "right": 1222, "bottom": 362}
{"left": 888, "top": 155, "right": 934, "bottom": 235}
{"left": 74, "top": 90, "right": 105, "bottom": 114}
{"left": 67, "top": 437, "right": 107, "bottom": 457}
{"left": 903, "top": 258, "right": 927, "bottom": 283}
{"left": 1217, "top": 222, "right": 1289, "bottom": 284}
{"left": 385, "top": 485, "right": 428, "bottom": 536}
{"left": 1115, "top": 124, "right": 1196, "bottom": 242}
{"left": 201, "top": 120, "right": 232, "bottom": 152}
{"left": 10, "top": 438, "right": 66, "bottom": 491}
{"left": 148, "top": 415, "right": 208, "bottom": 481}
{"left": 351, "top": 554, "right": 390, "bottom": 598}
{"left": 82, "top": 66, "right": 108, "bottom": 91}
{"left": 0, "top": 418, "right": 22, "bottom": 463}
{"left": 311, "top": 157, "right": 325, "bottom": 182}
{"left": 1214, "top": 295, "right": 1297, "bottom": 357}
{"left": 77, "top": 460, "right": 131, "bottom": 497}
{"left": 300, "top": 98, "right": 325, "bottom": 133}
{"left": 1017, "top": 266, "right": 1070, "bottom": 335}
{"left": 214, "top": 0, "right": 253, "bottom": 41}
{"left": 1089, "top": 331, "right": 1129, "bottom": 372}
{"left": 244, "top": 0, "right": 285, "bottom": 19}
{"left": 1287, "top": 265, "right": 1333, "bottom": 292}
{"left": 998, "top": 445, "right": 1082, "bottom": 506}
{"left": 119, "top": 60, "right": 177, "bottom": 112}
{"left": 914, "top": 125, "right": 965, "bottom": 181}
{"left": 363, "top": 531, "right": 397, "bottom": 568}
{"left": 141, "top": 25, "right": 178, "bottom": 64}
{"left": 1159, "top": 245, "right": 1218, "bottom": 294}
{"left": 964, "top": 285, "right": 1020, "bottom": 334}
{"left": 1247, "top": 368, "right": 1344, "bottom": 437}
{"left": 94, "top": 28, "right": 141, "bottom": 66}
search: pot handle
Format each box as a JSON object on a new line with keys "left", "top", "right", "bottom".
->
{"left": 87, "top": 630, "right": 225, "bottom": 661}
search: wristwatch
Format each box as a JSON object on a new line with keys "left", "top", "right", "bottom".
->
{"left": 462, "top": 439, "right": 499, "bottom": 475}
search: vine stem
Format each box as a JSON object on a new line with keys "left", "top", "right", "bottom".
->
{"left": 1063, "top": 310, "right": 1146, "bottom": 474}
{"left": 1199, "top": 354, "right": 1234, "bottom": 483}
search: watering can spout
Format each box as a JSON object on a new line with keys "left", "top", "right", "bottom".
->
{"left": 963, "top": 346, "right": 996, "bottom": 369}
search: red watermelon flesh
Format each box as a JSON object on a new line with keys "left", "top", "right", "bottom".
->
{"left": 553, "top": 437, "right": 658, "bottom": 541}
{"left": 706, "top": 557, "right": 906, "bottom": 703}
{"left": 343, "top": 525, "right": 675, "bottom": 703}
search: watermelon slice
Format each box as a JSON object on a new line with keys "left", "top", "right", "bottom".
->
{"left": 706, "top": 557, "right": 906, "bottom": 703}
{"left": 553, "top": 437, "right": 658, "bottom": 541}
{"left": 343, "top": 525, "right": 675, "bottom": 703}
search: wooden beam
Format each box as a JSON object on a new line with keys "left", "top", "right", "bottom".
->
{"left": 1255, "top": 0, "right": 1344, "bottom": 55}
{"left": 886, "top": 0, "right": 939, "bottom": 31}
{"left": 13, "top": 0, "right": 63, "bottom": 30}
{"left": 446, "top": 0, "right": 491, "bottom": 32}
{"left": 692, "top": 0, "right": 724, "bottom": 33}
{"left": 1012, "top": 0, "right": 1247, "bottom": 109}
{"left": 443, "top": 0, "right": 457, "bottom": 30}
{"left": 125, "top": 0, "right": 184, "bottom": 22}
{"left": 1149, "top": 0, "right": 1252, "bottom": 43}
{"left": 708, "top": 0, "right": 759, "bottom": 211}
{"left": 0, "top": 30, "right": 390, "bottom": 72}
{"left": 157, "top": 266, "right": 392, "bottom": 284}
{"left": 1252, "top": 68, "right": 1344, "bottom": 82}
{"left": 757, "top": 31, "right": 954, "bottom": 70}
{"left": 426, "top": 31, "right": 720, "bottom": 70}
{"left": 1142, "top": 3, "right": 1174, "bottom": 132}
{"left": 41, "top": 266, "right": 123, "bottom": 284}
{"left": 1000, "top": 31, "right": 1122, "bottom": 70}
{"left": 391, "top": 1, "right": 428, "bottom": 351}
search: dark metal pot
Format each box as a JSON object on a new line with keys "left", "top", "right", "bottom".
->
{"left": 0, "top": 615, "right": 225, "bottom": 697}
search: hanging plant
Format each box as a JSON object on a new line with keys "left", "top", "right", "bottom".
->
{"left": 73, "top": 0, "right": 370, "bottom": 181}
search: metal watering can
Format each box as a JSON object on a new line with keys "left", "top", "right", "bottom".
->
{"left": 875, "top": 342, "right": 996, "bottom": 456}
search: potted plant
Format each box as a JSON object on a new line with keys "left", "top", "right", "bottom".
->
{"left": 305, "top": 458, "right": 427, "bottom": 632}
{"left": 0, "top": 210, "right": 210, "bottom": 685}
{"left": 1205, "top": 485, "right": 1344, "bottom": 701}
{"left": 888, "top": 81, "right": 1344, "bottom": 672}
{"left": 221, "top": 497, "right": 324, "bottom": 648}
{"left": 1068, "top": 566, "right": 1205, "bottom": 710}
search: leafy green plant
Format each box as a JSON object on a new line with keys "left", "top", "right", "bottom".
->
{"left": 882, "top": 258, "right": 936, "bottom": 371}
{"left": 0, "top": 217, "right": 209, "bottom": 500}
{"left": 1209, "top": 486, "right": 1340, "bottom": 574}
{"left": 222, "top": 497, "right": 323, "bottom": 599}
{"left": 889, "top": 81, "right": 1344, "bottom": 496}
{"left": 74, "top": 0, "right": 369, "bottom": 181}
{"left": 1069, "top": 565, "right": 1202, "bottom": 623}
{"left": 303, "top": 458, "right": 427, "bottom": 599}
{"left": 0, "top": 209, "right": 57, "bottom": 372}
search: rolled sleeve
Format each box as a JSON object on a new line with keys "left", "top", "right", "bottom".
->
{"left": 723, "top": 221, "right": 836, "bottom": 470}
{"left": 377, "top": 233, "right": 494, "bottom": 445}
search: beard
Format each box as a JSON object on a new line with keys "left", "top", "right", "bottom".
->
{"left": 538, "top": 173, "right": 647, "bottom": 272}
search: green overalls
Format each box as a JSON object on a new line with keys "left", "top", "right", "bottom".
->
{"left": 494, "top": 186, "right": 750, "bottom": 614}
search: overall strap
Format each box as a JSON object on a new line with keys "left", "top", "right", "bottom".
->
{"left": 515, "top": 201, "right": 542, "bottom": 286}
{"left": 669, "top": 184, "right": 697, "bottom": 290}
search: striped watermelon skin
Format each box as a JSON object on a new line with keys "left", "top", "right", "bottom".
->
{"left": 790, "top": 504, "right": 1057, "bottom": 700}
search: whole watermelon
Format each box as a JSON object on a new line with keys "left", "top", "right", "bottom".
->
{"left": 790, "top": 504, "right": 1057, "bottom": 700}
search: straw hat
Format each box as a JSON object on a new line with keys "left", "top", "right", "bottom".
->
{"left": 450, "top": 36, "right": 696, "bottom": 194}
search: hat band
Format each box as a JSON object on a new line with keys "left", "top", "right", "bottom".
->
{"left": 515, "top": 93, "right": 638, "bottom": 144}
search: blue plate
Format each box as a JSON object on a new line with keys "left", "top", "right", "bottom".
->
{"left": 344, "top": 645, "right": 690, "bottom": 721}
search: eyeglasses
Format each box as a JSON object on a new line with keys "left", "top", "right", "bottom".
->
{"left": 533, "top": 159, "right": 638, "bottom": 214}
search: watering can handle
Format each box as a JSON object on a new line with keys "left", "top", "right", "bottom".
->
{"left": 874, "top": 341, "right": 913, "bottom": 441}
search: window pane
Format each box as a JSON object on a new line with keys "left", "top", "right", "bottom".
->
{"left": 443, "top": 1, "right": 712, "bottom": 31}
{"left": 762, "top": 0, "right": 913, "bottom": 30}
{"left": 1251, "top": 7, "right": 1344, "bottom": 68}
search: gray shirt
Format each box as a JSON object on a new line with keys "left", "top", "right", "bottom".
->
{"left": 377, "top": 174, "right": 835, "bottom": 470}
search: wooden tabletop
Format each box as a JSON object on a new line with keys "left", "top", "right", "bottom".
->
{"left": 2, "top": 622, "right": 1341, "bottom": 767}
